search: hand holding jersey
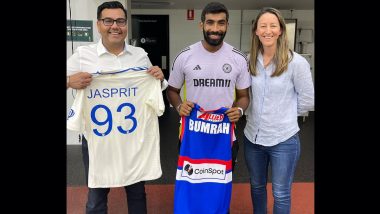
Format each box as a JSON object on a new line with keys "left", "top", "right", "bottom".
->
{"left": 66, "top": 2, "right": 168, "bottom": 213}
{"left": 225, "top": 106, "right": 243, "bottom": 122}
{"left": 147, "top": 65, "right": 165, "bottom": 81}
{"left": 178, "top": 100, "right": 243, "bottom": 122}
{"left": 67, "top": 66, "right": 164, "bottom": 90}
{"left": 167, "top": 2, "right": 250, "bottom": 213}
{"left": 176, "top": 100, "right": 194, "bottom": 116}
{"left": 67, "top": 72, "right": 93, "bottom": 89}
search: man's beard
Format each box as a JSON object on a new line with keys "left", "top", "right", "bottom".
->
{"left": 203, "top": 30, "right": 226, "bottom": 46}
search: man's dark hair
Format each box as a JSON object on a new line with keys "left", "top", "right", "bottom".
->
{"left": 97, "top": 1, "right": 127, "bottom": 19}
{"left": 201, "top": 2, "right": 229, "bottom": 22}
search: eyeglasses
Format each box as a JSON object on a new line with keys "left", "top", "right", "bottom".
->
{"left": 99, "top": 18, "right": 127, "bottom": 27}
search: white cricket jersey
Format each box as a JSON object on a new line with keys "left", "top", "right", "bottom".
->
{"left": 67, "top": 69, "right": 165, "bottom": 188}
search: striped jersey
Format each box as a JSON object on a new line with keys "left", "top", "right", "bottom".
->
{"left": 174, "top": 104, "right": 234, "bottom": 214}
{"left": 67, "top": 68, "right": 165, "bottom": 188}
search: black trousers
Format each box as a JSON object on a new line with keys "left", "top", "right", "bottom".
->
{"left": 177, "top": 139, "right": 239, "bottom": 171}
{"left": 82, "top": 136, "right": 147, "bottom": 214}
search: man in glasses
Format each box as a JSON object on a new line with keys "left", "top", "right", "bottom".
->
{"left": 67, "top": 1, "right": 167, "bottom": 214}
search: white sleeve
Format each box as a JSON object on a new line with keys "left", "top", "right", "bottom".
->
{"left": 67, "top": 90, "right": 85, "bottom": 131}
{"left": 67, "top": 48, "right": 81, "bottom": 76}
{"left": 147, "top": 79, "right": 165, "bottom": 116}
{"left": 293, "top": 58, "right": 314, "bottom": 115}
{"left": 161, "top": 79, "right": 168, "bottom": 91}
{"left": 168, "top": 53, "right": 185, "bottom": 89}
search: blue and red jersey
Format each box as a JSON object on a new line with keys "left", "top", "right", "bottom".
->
{"left": 174, "top": 103, "right": 234, "bottom": 214}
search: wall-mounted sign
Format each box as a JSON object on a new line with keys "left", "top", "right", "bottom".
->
{"left": 187, "top": 9, "right": 194, "bottom": 20}
{"left": 67, "top": 20, "right": 93, "bottom": 42}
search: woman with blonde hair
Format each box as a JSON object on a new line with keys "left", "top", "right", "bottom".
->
{"left": 243, "top": 7, "right": 314, "bottom": 214}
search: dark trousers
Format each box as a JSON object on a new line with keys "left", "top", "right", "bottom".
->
{"left": 82, "top": 136, "right": 147, "bottom": 214}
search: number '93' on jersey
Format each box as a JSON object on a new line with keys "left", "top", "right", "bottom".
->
{"left": 67, "top": 69, "right": 165, "bottom": 188}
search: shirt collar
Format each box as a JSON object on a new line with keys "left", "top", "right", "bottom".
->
{"left": 96, "top": 38, "right": 129, "bottom": 56}
{"left": 257, "top": 52, "right": 264, "bottom": 66}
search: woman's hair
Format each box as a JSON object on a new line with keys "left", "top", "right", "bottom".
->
{"left": 249, "top": 7, "right": 293, "bottom": 77}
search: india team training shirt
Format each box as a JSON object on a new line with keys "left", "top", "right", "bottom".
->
{"left": 168, "top": 41, "right": 251, "bottom": 110}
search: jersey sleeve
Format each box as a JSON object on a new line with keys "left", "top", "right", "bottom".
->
{"left": 168, "top": 51, "right": 186, "bottom": 89}
{"left": 235, "top": 56, "right": 251, "bottom": 90}
{"left": 67, "top": 48, "right": 81, "bottom": 76}
{"left": 293, "top": 56, "right": 314, "bottom": 115}
{"left": 146, "top": 79, "right": 165, "bottom": 116}
{"left": 67, "top": 90, "right": 85, "bottom": 132}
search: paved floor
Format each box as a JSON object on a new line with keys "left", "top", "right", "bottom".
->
{"left": 67, "top": 183, "right": 314, "bottom": 214}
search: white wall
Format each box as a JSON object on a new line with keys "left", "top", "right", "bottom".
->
{"left": 133, "top": 9, "right": 314, "bottom": 80}
{"left": 132, "top": 9, "right": 242, "bottom": 72}
{"left": 66, "top": 0, "right": 106, "bottom": 58}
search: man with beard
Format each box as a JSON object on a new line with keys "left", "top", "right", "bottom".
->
{"left": 167, "top": 2, "right": 250, "bottom": 213}
{"left": 67, "top": 1, "right": 167, "bottom": 214}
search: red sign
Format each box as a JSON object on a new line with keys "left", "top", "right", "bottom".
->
{"left": 187, "top": 9, "right": 194, "bottom": 20}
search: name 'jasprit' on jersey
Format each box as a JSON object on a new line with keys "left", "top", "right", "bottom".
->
{"left": 67, "top": 68, "right": 165, "bottom": 188}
